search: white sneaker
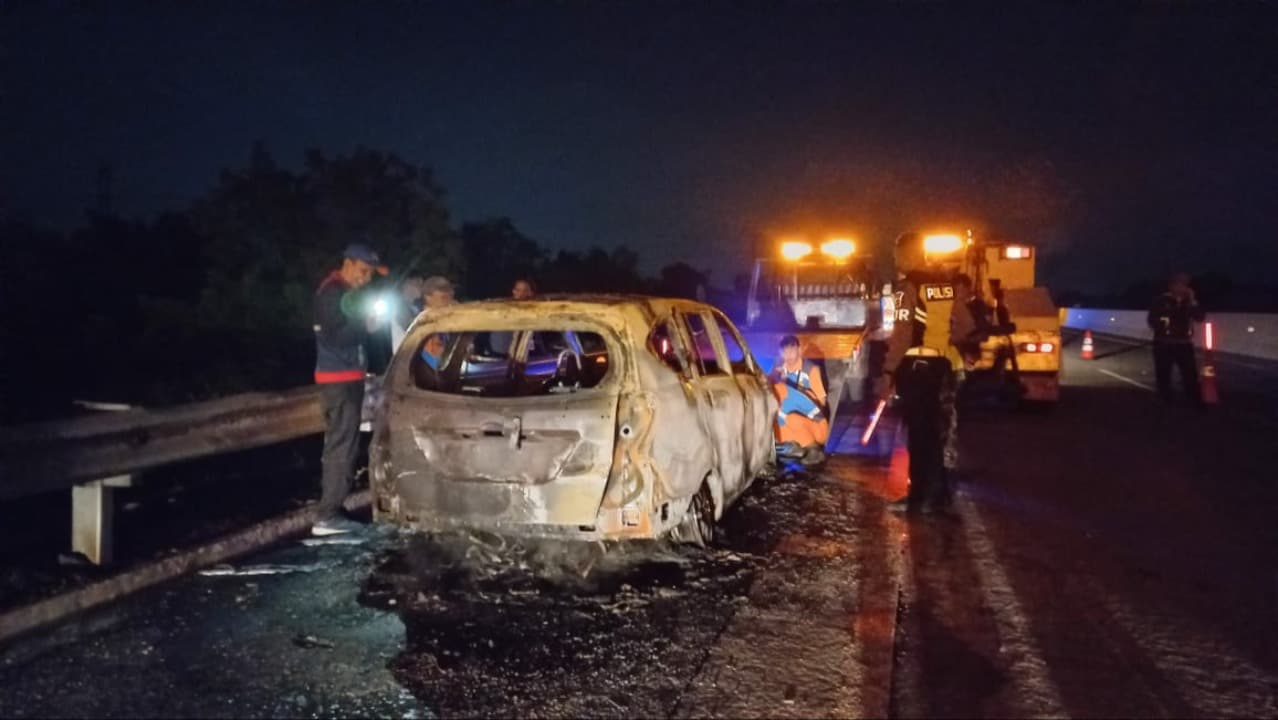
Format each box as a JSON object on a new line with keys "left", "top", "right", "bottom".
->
{"left": 311, "top": 517, "right": 363, "bottom": 537}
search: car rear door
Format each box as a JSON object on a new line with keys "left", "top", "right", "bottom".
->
{"left": 709, "top": 309, "right": 776, "bottom": 481}
{"left": 679, "top": 308, "right": 748, "bottom": 499}
{"left": 381, "top": 324, "right": 622, "bottom": 528}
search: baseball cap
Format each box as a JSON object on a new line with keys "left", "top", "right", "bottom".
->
{"left": 422, "top": 276, "right": 455, "bottom": 294}
{"left": 343, "top": 243, "right": 389, "bottom": 275}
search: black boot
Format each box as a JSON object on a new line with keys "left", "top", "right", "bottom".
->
{"left": 800, "top": 446, "right": 827, "bottom": 467}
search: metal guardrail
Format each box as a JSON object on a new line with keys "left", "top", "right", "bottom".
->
{"left": 0, "top": 385, "right": 328, "bottom": 566}
{"left": 0, "top": 385, "right": 326, "bottom": 503}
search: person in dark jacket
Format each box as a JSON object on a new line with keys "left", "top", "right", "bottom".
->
{"left": 389, "top": 274, "right": 425, "bottom": 353}
{"left": 1148, "top": 272, "right": 1205, "bottom": 407}
{"left": 312, "top": 243, "right": 387, "bottom": 536}
{"left": 875, "top": 232, "right": 954, "bottom": 515}
{"left": 949, "top": 274, "right": 992, "bottom": 367}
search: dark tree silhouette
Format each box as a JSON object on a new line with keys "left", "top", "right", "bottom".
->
{"left": 460, "top": 218, "right": 546, "bottom": 299}
{"left": 656, "top": 262, "right": 709, "bottom": 300}
{"left": 191, "top": 144, "right": 461, "bottom": 334}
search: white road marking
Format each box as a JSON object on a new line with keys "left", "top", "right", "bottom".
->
{"left": 1095, "top": 368, "right": 1278, "bottom": 428}
{"left": 1097, "top": 368, "right": 1156, "bottom": 391}
{"left": 1089, "top": 581, "right": 1278, "bottom": 718}
{"left": 1072, "top": 330, "right": 1275, "bottom": 371}
{"left": 957, "top": 495, "right": 1070, "bottom": 718}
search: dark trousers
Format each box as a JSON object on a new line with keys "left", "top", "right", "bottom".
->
{"left": 1153, "top": 343, "right": 1201, "bottom": 406}
{"left": 896, "top": 356, "right": 953, "bottom": 510}
{"left": 320, "top": 380, "right": 364, "bottom": 519}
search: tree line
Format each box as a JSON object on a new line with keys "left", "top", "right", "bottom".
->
{"left": 0, "top": 144, "right": 714, "bottom": 424}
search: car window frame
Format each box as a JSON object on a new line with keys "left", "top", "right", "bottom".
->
{"left": 678, "top": 307, "right": 729, "bottom": 378}
{"left": 707, "top": 309, "right": 755, "bottom": 376}
{"left": 647, "top": 314, "right": 695, "bottom": 380}
{"left": 399, "top": 324, "right": 619, "bottom": 399}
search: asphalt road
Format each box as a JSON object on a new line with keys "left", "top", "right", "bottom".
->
{"left": 1, "top": 335, "right": 1275, "bottom": 718}
{"left": 890, "top": 334, "right": 1277, "bottom": 717}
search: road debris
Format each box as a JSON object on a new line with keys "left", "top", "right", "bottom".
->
{"left": 292, "top": 634, "right": 336, "bottom": 650}
{"left": 198, "top": 562, "right": 335, "bottom": 577}
{"left": 300, "top": 536, "right": 368, "bottom": 547}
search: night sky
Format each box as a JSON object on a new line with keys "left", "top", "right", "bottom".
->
{"left": 4, "top": 1, "right": 1276, "bottom": 291}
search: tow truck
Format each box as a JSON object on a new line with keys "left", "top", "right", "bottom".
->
{"left": 740, "top": 237, "right": 889, "bottom": 457}
{"left": 913, "top": 231, "right": 1061, "bottom": 405}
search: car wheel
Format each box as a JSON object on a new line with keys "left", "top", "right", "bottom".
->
{"left": 674, "top": 482, "right": 716, "bottom": 547}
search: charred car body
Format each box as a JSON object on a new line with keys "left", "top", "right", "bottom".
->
{"left": 369, "top": 296, "right": 778, "bottom": 544}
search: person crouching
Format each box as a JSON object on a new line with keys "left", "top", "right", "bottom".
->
{"left": 770, "top": 335, "right": 829, "bottom": 466}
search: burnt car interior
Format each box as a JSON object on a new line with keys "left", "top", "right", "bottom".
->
{"left": 409, "top": 329, "right": 610, "bottom": 397}
{"left": 648, "top": 319, "right": 690, "bottom": 376}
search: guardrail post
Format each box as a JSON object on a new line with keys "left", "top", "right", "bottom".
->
{"left": 68, "top": 400, "right": 136, "bottom": 566}
{"left": 71, "top": 474, "right": 133, "bottom": 566}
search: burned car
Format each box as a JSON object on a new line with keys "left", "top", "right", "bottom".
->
{"left": 369, "top": 296, "right": 778, "bottom": 544}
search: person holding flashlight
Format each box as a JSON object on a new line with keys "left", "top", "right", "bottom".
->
{"left": 311, "top": 243, "right": 387, "bottom": 536}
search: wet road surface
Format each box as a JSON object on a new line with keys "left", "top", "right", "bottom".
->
{"left": 1, "top": 336, "right": 1275, "bottom": 718}
{"left": 889, "top": 334, "right": 1277, "bottom": 718}
{"left": 0, "top": 459, "right": 896, "bottom": 718}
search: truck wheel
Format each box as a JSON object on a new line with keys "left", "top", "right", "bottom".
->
{"left": 674, "top": 482, "right": 716, "bottom": 547}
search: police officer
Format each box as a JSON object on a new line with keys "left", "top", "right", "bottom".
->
{"left": 875, "top": 232, "right": 954, "bottom": 515}
{"left": 1148, "top": 272, "right": 1205, "bottom": 408}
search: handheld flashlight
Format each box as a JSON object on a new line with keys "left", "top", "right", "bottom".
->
{"left": 371, "top": 297, "right": 389, "bottom": 319}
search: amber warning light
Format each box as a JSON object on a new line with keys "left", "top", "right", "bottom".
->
{"left": 923, "top": 234, "right": 963, "bottom": 255}
{"left": 781, "top": 241, "right": 814, "bottom": 261}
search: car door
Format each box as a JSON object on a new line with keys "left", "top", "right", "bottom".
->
{"left": 679, "top": 307, "right": 748, "bottom": 500}
{"left": 710, "top": 309, "right": 776, "bottom": 483}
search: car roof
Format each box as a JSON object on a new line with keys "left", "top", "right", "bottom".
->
{"left": 411, "top": 294, "right": 706, "bottom": 330}
{"left": 450, "top": 294, "right": 718, "bottom": 315}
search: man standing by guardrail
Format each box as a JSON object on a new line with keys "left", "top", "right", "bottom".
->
{"left": 312, "top": 243, "right": 388, "bottom": 536}
{"left": 1148, "top": 271, "right": 1206, "bottom": 410}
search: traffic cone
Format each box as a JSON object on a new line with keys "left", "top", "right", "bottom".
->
{"left": 1200, "top": 322, "right": 1219, "bottom": 405}
{"left": 1081, "top": 330, "right": 1095, "bottom": 360}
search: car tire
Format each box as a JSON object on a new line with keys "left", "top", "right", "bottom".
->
{"left": 674, "top": 482, "right": 716, "bottom": 547}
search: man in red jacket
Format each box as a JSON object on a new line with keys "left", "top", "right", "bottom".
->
{"left": 312, "top": 243, "right": 387, "bottom": 536}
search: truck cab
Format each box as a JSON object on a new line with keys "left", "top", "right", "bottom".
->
{"left": 916, "top": 233, "right": 1061, "bottom": 404}
{"left": 740, "top": 238, "right": 886, "bottom": 454}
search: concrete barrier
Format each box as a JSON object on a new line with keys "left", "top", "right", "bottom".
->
{"left": 1062, "top": 309, "right": 1278, "bottom": 362}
